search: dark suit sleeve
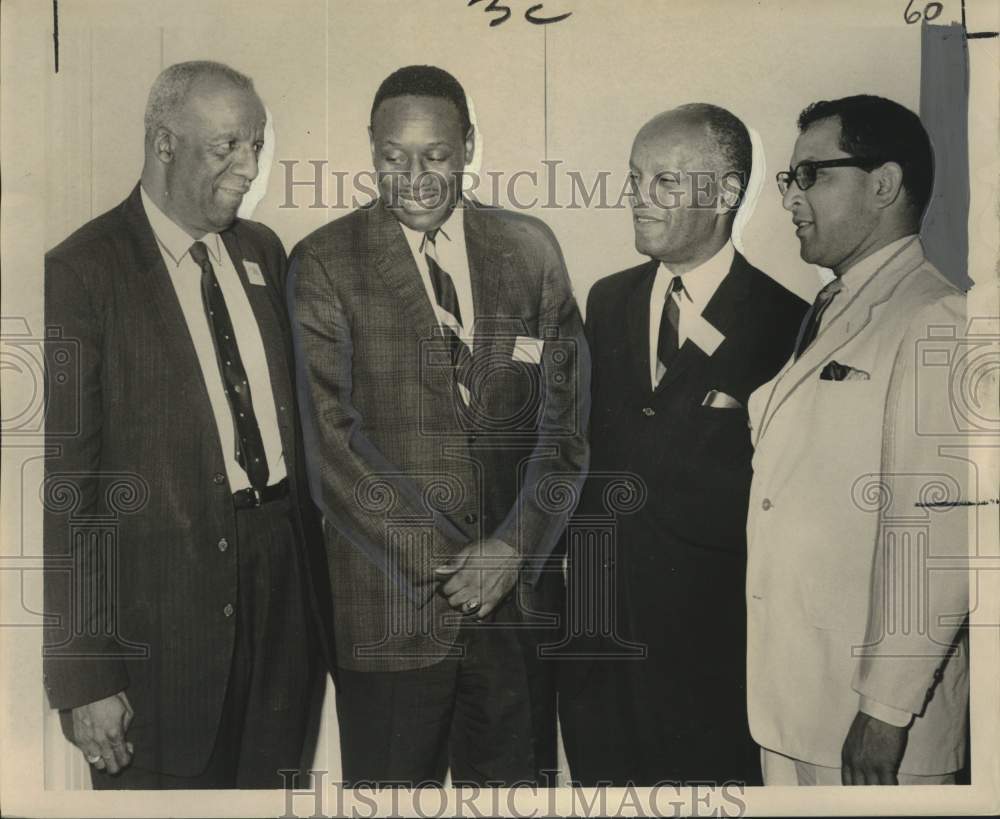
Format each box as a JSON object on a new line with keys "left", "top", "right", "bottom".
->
{"left": 492, "top": 225, "right": 591, "bottom": 582}
{"left": 287, "top": 244, "right": 468, "bottom": 607}
{"left": 43, "top": 255, "right": 129, "bottom": 710}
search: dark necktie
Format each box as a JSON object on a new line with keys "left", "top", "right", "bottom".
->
{"left": 423, "top": 230, "right": 473, "bottom": 404}
{"left": 794, "top": 277, "right": 844, "bottom": 360}
{"left": 656, "top": 274, "right": 686, "bottom": 374}
{"left": 190, "top": 240, "right": 269, "bottom": 490}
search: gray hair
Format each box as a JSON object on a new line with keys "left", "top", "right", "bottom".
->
{"left": 144, "top": 60, "right": 254, "bottom": 135}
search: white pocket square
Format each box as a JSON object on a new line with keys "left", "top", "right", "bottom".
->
{"left": 512, "top": 336, "right": 544, "bottom": 365}
{"left": 702, "top": 389, "right": 743, "bottom": 409}
{"left": 244, "top": 261, "right": 267, "bottom": 286}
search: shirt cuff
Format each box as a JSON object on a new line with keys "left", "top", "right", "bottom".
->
{"left": 860, "top": 696, "right": 913, "bottom": 728}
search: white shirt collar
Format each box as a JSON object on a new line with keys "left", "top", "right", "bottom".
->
{"left": 658, "top": 240, "right": 735, "bottom": 312}
{"left": 837, "top": 234, "right": 919, "bottom": 294}
{"left": 399, "top": 199, "right": 466, "bottom": 259}
{"left": 140, "top": 184, "right": 222, "bottom": 266}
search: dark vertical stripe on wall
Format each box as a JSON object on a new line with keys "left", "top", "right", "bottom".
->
{"left": 919, "top": 23, "right": 971, "bottom": 290}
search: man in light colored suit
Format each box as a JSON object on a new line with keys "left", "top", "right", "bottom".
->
{"left": 288, "top": 65, "right": 588, "bottom": 786}
{"left": 747, "top": 95, "right": 970, "bottom": 785}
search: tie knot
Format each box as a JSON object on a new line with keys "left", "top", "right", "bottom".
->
{"left": 818, "top": 277, "right": 844, "bottom": 301}
{"left": 189, "top": 240, "right": 210, "bottom": 267}
{"left": 422, "top": 229, "right": 439, "bottom": 250}
{"left": 667, "top": 275, "right": 686, "bottom": 298}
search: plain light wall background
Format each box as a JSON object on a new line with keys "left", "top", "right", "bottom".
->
{"left": 24, "top": 0, "right": 944, "bottom": 791}
{"left": 49, "top": 0, "right": 928, "bottom": 307}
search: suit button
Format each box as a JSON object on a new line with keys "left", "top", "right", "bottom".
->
{"left": 213, "top": 472, "right": 226, "bottom": 485}
{"left": 642, "top": 407, "right": 655, "bottom": 417}
{"left": 761, "top": 498, "right": 773, "bottom": 511}
{"left": 464, "top": 513, "right": 478, "bottom": 525}
{"left": 467, "top": 434, "right": 478, "bottom": 444}
{"left": 223, "top": 603, "right": 234, "bottom": 617}
{"left": 217, "top": 538, "right": 229, "bottom": 553}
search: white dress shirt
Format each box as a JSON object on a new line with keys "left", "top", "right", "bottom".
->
{"left": 399, "top": 201, "right": 476, "bottom": 348}
{"left": 648, "top": 240, "right": 735, "bottom": 388}
{"left": 140, "top": 186, "right": 286, "bottom": 491}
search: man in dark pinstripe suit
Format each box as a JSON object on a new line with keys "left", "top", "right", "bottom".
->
{"left": 43, "top": 60, "right": 330, "bottom": 789}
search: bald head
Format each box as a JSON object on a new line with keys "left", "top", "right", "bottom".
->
{"left": 634, "top": 103, "right": 751, "bottom": 199}
{"left": 628, "top": 103, "right": 750, "bottom": 271}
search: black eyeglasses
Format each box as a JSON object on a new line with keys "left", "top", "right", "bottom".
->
{"left": 776, "top": 157, "right": 891, "bottom": 195}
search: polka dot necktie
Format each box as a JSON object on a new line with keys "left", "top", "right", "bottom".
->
{"left": 190, "top": 240, "right": 269, "bottom": 490}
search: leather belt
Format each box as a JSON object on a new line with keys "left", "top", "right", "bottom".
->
{"left": 233, "top": 478, "right": 289, "bottom": 510}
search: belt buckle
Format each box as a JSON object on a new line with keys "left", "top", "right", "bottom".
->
{"left": 248, "top": 487, "right": 263, "bottom": 508}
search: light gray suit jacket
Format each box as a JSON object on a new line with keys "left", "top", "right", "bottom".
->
{"left": 746, "top": 238, "right": 971, "bottom": 775}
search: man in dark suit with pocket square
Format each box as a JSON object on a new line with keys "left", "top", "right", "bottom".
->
{"left": 558, "top": 103, "right": 808, "bottom": 786}
{"left": 287, "top": 65, "right": 589, "bottom": 787}
{"left": 43, "top": 60, "right": 330, "bottom": 789}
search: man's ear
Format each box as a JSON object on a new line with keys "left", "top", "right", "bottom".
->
{"left": 873, "top": 161, "right": 905, "bottom": 210}
{"left": 463, "top": 125, "right": 475, "bottom": 166}
{"left": 152, "top": 127, "right": 176, "bottom": 164}
{"left": 368, "top": 125, "right": 377, "bottom": 164}
{"left": 717, "top": 171, "right": 744, "bottom": 213}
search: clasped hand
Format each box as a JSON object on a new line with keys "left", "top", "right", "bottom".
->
{"left": 435, "top": 538, "right": 521, "bottom": 619}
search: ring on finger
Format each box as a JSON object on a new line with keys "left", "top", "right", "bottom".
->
{"left": 86, "top": 754, "right": 102, "bottom": 764}
{"left": 462, "top": 599, "right": 481, "bottom": 614}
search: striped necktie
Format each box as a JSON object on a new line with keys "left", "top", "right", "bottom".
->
{"left": 656, "top": 275, "right": 686, "bottom": 378}
{"left": 423, "top": 230, "right": 473, "bottom": 405}
{"left": 794, "top": 277, "right": 844, "bottom": 360}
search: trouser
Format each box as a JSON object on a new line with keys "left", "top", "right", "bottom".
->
{"left": 334, "top": 598, "right": 556, "bottom": 788}
{"left": 91, "top": 496, "right": 317, "bottom": 789}
{"left": 560, "top": 539, "right": 759, "bottom": 787}
{"left": 759, "top": 747, "right": 958, "bottom": 786}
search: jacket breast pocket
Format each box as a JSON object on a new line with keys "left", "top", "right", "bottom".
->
{"left": 692, "top": 403, "right": 752, "bottom": 468}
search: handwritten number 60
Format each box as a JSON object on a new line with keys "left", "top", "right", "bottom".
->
{"left": 904, "top": 0, "right": 944, "bottom": 24}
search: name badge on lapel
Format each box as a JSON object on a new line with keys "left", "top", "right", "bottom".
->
{"left": 512, "top": 336, "right": 544, "bottom": 365}
{"left": 244, "top": 261, "right": 267, "bottom": 286}
{"left": 684, "top": 312, "right": 725, "bottom": 356}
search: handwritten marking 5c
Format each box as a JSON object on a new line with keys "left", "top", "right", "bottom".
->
{"left": 468, "top": 0, "right": 573, "bottom": 27}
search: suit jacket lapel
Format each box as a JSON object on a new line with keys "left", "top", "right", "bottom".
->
{"left": 464, "top": 203, "right": 510, "bottom": 332}
{"left": 121, "top": 184, "right": 228, "bottom": 465}
{"left": 701, "top": 252, "right": 753, "bottom": 342}
{"left": 627, "top": 260, "right": 658, "bottom": 394}
{"left": 757, "top": 238, "right": 926, "bottom": 441}
{"left": 464, "top": 203, "right": 506, "bottom": 349}
{"left": 654, "top": 252, "right": 752, "bottom": 394}
{"left": 123, "top": 186, "right": 199, "bottom": 364}
{"left": 371, "top": 200, "right": 441, "bottom": 345}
